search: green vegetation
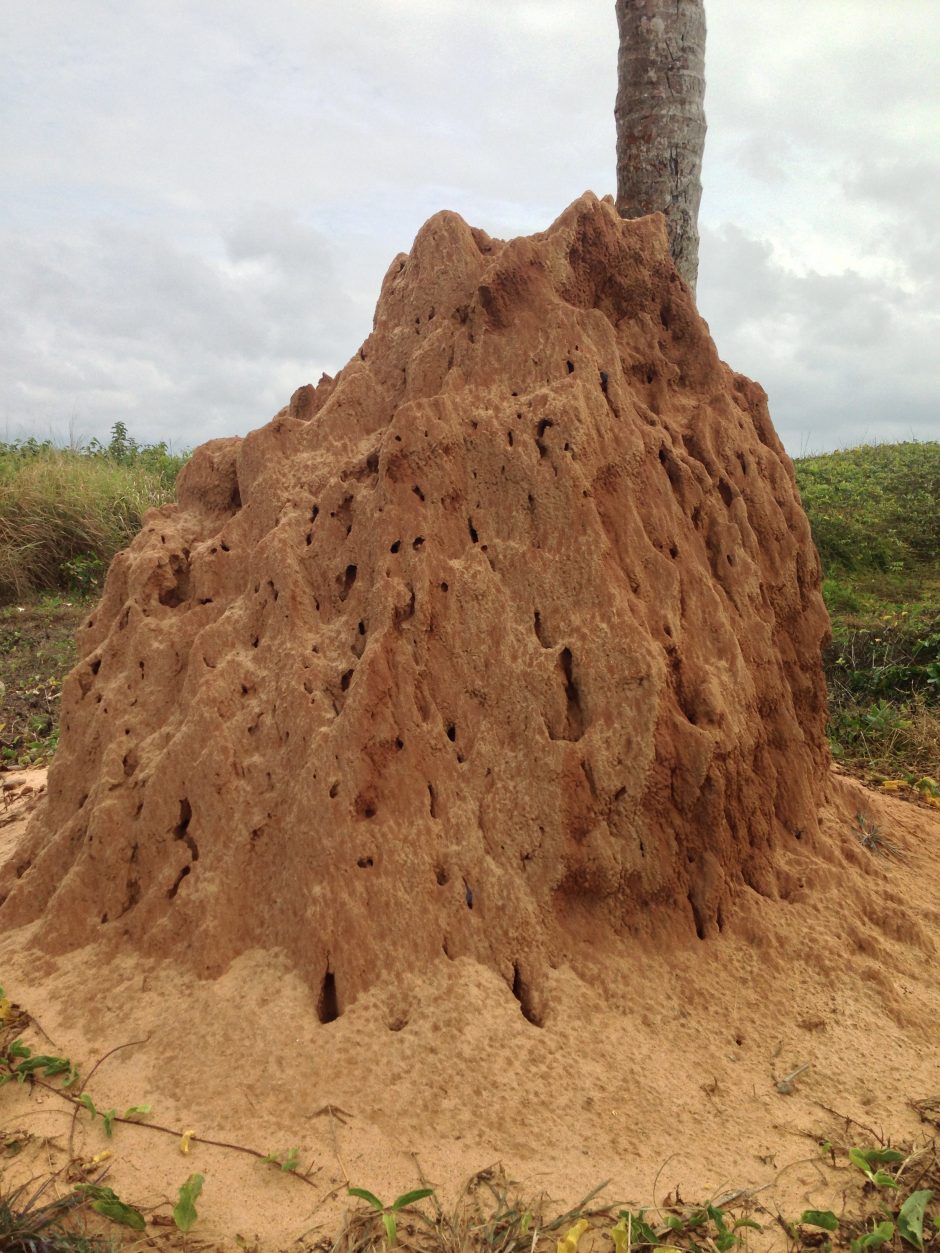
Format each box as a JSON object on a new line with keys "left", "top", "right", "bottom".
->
{"left": 0, "top": 422, "right": 187, "bottom": 602}
{"left": 794, "top": 440, "right": 940, "bottom": 784}
{"left": 0, "top": 424, "right": 188, "bottom": 766}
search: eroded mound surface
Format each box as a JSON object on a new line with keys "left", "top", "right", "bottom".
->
{"left": 0, "top": 194, "right": 829, "bottom": 1013}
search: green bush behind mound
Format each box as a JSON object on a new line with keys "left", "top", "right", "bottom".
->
{"left": 0, "top": 422, "right": 189, "bottom": 600}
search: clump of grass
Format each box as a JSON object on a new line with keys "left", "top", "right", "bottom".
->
{"left": 0, "top": 424, "right": 188, "bottom": 601}
{"left": 0, "top": 1176, "right": 106, "bottom": 1252}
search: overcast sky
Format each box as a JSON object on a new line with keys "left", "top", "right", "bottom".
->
{"left": 2, "top": 1, "right": 938, "bottom": 457}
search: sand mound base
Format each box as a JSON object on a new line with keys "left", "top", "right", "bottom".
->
{"left": 2, "top": 771, "right": 939, "bottom": 1247}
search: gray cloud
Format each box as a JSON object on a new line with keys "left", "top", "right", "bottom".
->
{"left": 2, "top": 0, "right": 937, "bottom": 455}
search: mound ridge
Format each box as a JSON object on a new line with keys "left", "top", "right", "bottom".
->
{"left": 0, "top": 193, "right": 830, "bottom": 1016}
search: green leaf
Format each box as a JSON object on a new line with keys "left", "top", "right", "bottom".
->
{"left": 74, "top": 1184, "right": 145, "bottom": 1231}
{"left": 122, "top": 1103, "right": 152, "bottom": 1120}
{"left": 348, "top": 1186, "right": 385, "bottom": 1212}
{"left": 263, "top": 1146, "right": 300, "bottom": 1171}
{"left": 802, "top": 1211, "right": 839, "bottom": 1232}
{"left": 851, "top": 1220, "right": 895, "bottom": 1251}
{"left": 898, "top": 1190, "right": 935, "bottom": 1251}
{"left": 9, "top": 1039, "right": 31, "bottom": 1059}
{"left": 79, "top": 1092, "right": 97, "bottom": 1118}
{"left": 101, "top": 1108, "right": 116, "bottom": 1138}
{"left": 391, "top": 1188, "right": 434, "bottom": 1211}
{"left": 173, "top": 1172, "right": 204, "bottom": 1232}
{"left": 852, "top": 1147, "right": 904, "bottom": 1167}
{"left": 732, "top": 1219, "right": 763, "bottom": 1233}
{"left": 848, "top": 1148, "right": 900, "bottom": 1187}
{"left": 383, "top": 1212, "right": 398, "bottom": 1246}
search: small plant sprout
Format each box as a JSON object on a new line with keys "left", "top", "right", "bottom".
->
{"left": 263, "top": 1146, "right": 300, "bottom": 1172}
{"left": 347, "top": 1185, "right": 435, "bottom": 1247}
{"left": 173, "top": 1172, "right": 205, "bottom": 1232}
{"left": 74, "top": 1182, "right": 146, "bottom": 1231}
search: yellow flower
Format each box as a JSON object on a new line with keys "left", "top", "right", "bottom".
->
{"left": 180, "top": 1128, "right": 195, "bottom": 1155}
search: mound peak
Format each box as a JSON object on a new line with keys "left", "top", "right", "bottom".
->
{"left": 0, "top": 194, "right": 830, "bottom": 1017}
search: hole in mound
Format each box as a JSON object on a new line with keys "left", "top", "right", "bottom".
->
{"left": 435, "top": 865, "right": 448, "bottom": 886}
{"left": 440, "top": 581, "right": 449, "bottom": 592}
{"left": 90, "top": 657, "right": 102, "bottom": 675}
{"left": 533, "top": 611, "right": 551, "bottom": 647}
{"left": 329, "top": 782, "right": 339, "bottom": 799}
{"left": 166, "top": 865, "right": 191, "bottom": 899}
{"left": 338, "top": 564, "right": 358, "bottom": 600}
{"left": 511, "top": 963, "right": 544, "bottom": 1027}
{"left": 355, "top": 794, "right": 377, "bottom": 820}
{"left": 688, "top": 893, "right": 706, "bottom": 941}
{"left": 395, "top": 737, "right": 404, "bottom": 751}
{"left": 413, "top": 485, "right": 425, "bottom": 501}
{"left": 390, "top": 539, "right": 401, "bottom": 553}
{"left": 388, "top": 1016, "right": 408, "bottom": 1032}
{"left": 467, "top": 518, "right": 479, "bottom": 544}
{"left": 428, "top": 785, "right": 438, "bottom": 818}
{"left": 446, "top": 723, "right": 456, "bottom": 742}
{"left": 174, "top": 799, "right": 199, "bottom": 860}
{"left": 535, "top": 418, "right": 553, "bottom": 458}
{"left": 357, "top": 856, "right": 374, "bottom": 869}
{"left": 566, "top": 360, "right": 575, "bottom": 374}
{"left": 317, "top": 971, "right": 339, "bottom": 1024}
{"left": 558, "top": 647, "right": 584, "bottom": 740}
{"left": 413, "top": 536, "right": 425, "bottom": 549}
{"left": 507, "top": 430, "right": 514, "bottom": 446}
{"left": 718, "top": 479, "right": 734, "bottom": 508}
{"left": 340, "top": 669, "right": 353, "bottom": 692}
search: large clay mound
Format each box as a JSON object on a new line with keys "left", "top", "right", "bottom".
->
{"left": 0, "top": 194, "right": 830, "bottom": 1017}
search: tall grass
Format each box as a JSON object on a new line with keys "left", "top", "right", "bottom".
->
{"left": 0, "top": 425, "right": 188, "bottom": 601}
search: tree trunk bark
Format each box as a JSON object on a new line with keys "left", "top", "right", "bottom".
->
{"left": 615, "top": 0, "right": 707, "bottom": 297}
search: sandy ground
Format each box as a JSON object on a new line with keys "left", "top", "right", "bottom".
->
{"left": 1, "top": 766, "right": 938, "bottom": 1249}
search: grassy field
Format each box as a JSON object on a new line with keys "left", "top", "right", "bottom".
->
{"left": 0, "top": 434, "right": 937, "bottom": 785}
{"left": 795, "top": 441, "right": 940, "bottom": 787}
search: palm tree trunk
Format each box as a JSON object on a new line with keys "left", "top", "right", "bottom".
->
{"left": 615, "top": 0, "right": 707, "bottom": 297}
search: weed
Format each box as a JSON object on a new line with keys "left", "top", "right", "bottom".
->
{"left": 346, "top": 1186, "right": 436, "bottom": 1247}
{"left": 0, "top": 1176, "right": 104, "bottom": 1251}
{"left": 854, "top": 813, "right": 904, "bottom": 860}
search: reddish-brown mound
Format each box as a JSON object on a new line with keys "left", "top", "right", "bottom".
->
{"left": 0, "top": 194, "right": 829, "bottom": 1016}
